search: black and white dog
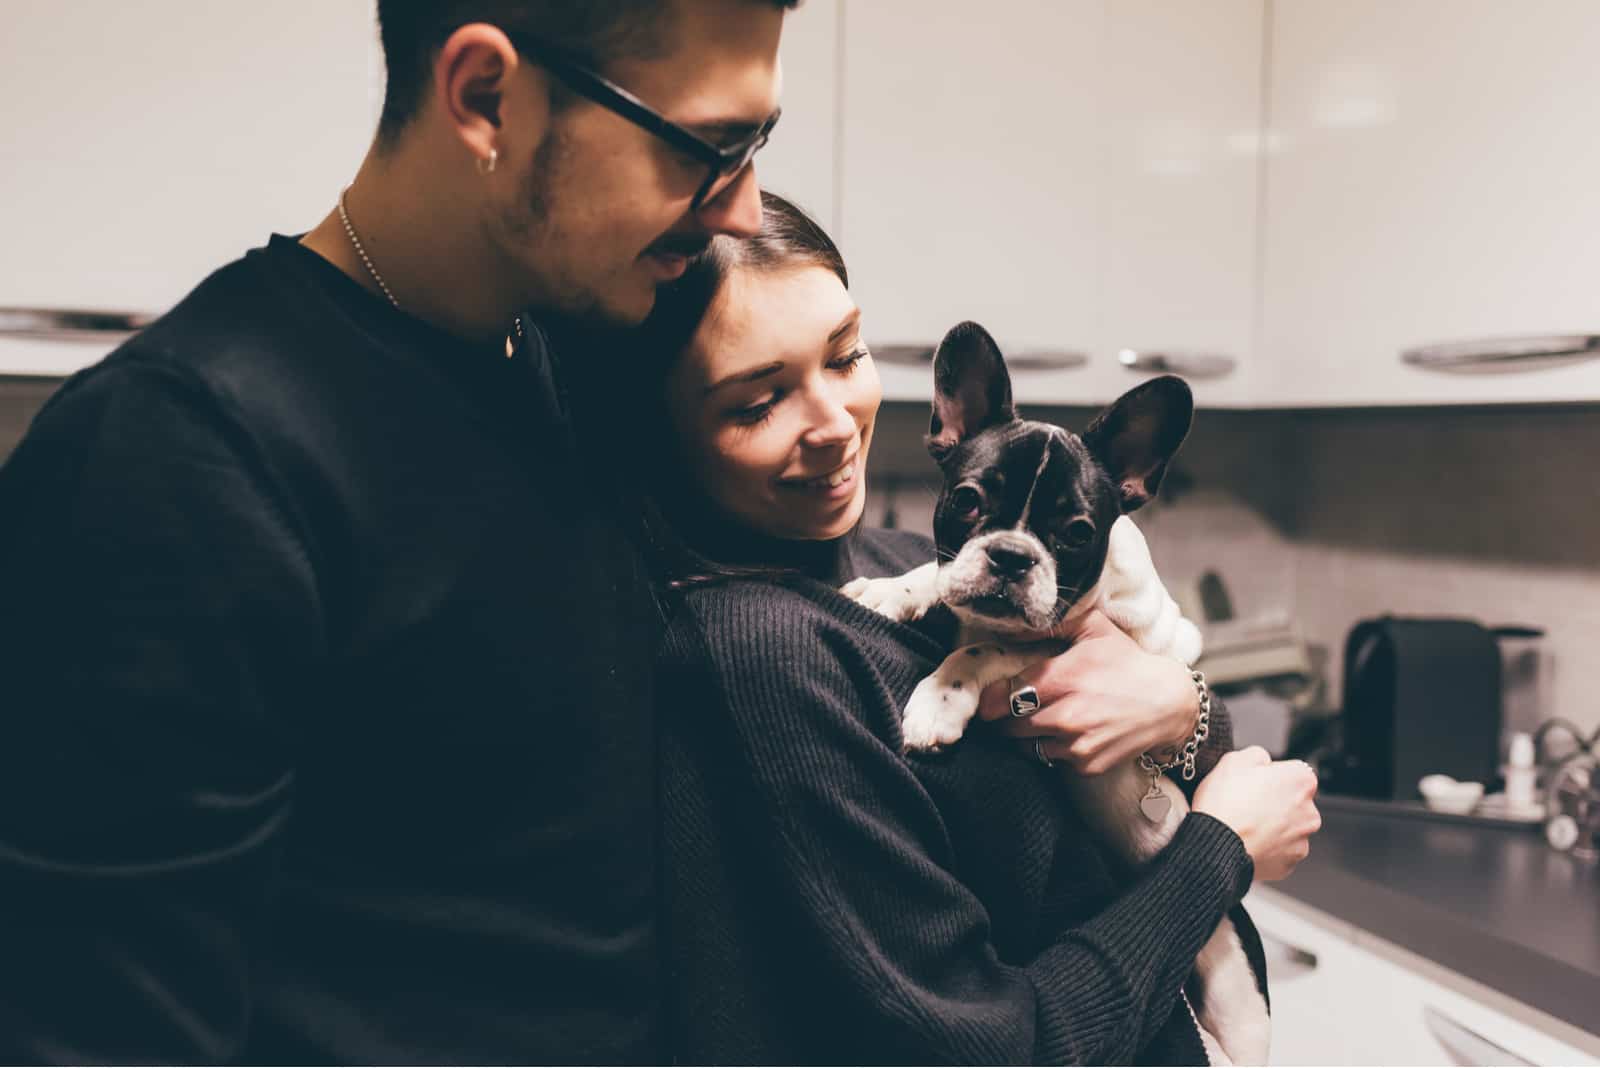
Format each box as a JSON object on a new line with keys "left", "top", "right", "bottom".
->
{"left": 844, "top": 321, "right": 1269, "bottom": 1066}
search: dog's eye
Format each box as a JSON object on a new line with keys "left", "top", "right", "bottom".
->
{"left": 950, "top": 484, "right": 984, "bottom": 519}
{"left": 1059, "top": 518, "right": 1095, "bottom": 548}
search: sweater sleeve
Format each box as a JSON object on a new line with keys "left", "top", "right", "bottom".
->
{"left": 0, "top": 361, "right": 322, "bottom": 1062}
{"left": 678, "top": 594, "right": 1253, "bottom": 1066}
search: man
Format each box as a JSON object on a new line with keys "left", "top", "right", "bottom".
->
{"left": 0, "top": 2, "right": 789, "bottom": 1061}
{"left": 0, "top": 1, "right": 1252, "bottom": 1062}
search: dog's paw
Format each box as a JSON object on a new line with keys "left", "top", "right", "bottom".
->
{"left": 840, "top": 576, "right": 874, "bottom": 599}
{"left": 841, "top": 575, "right": 930, "bottom": 623}
{"left": 900, "top": 675, "right": 979, "bottom": 751}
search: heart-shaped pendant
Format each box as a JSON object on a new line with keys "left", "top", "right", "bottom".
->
{"left": 1140, "top": 790, "right": 1172, "bottom": 824}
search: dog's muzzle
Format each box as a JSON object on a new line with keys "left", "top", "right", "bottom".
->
{"left": 937, "top": 531, "right": 1061, "bottom": 631}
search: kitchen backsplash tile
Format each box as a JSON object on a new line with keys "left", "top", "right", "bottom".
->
{"left": 1282, "top": 406, "right": 1600, "bottom": 738}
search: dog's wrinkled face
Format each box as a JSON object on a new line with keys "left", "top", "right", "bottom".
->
{"left": 932, "top": 420, "right": 1120, "bottom": 633}
{"left": 924, "top": 321, "right": 1193, "bottom": 636}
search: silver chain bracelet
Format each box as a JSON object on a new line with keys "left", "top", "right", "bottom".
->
{"left": 1138, "top": 669, "right": 1212, "bottom": 783}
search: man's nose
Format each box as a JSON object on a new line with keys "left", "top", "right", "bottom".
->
{"left": 696, "top": 165, "right": 763, "bottom": 239}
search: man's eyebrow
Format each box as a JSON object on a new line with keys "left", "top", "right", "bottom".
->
{"left": 704, "top": 361, "right": 784, "bottom": 396}
{"left": 683, "top": 119, "right": 763, "bottom": 145}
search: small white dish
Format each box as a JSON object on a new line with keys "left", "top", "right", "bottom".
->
{"left": 1418, "top": 775, "right": 1485, "bottom": 814}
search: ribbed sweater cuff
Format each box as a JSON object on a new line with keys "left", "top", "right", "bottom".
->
{"left": 1162, "top": 810, "right": 1254, "bottom": 901}
{"left": 1031, "top": 812, "right": 1253, "bottom": 1062}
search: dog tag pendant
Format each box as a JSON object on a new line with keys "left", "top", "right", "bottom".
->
{"left": 1140, "top": 775, "right": 1172, "bottom": 824}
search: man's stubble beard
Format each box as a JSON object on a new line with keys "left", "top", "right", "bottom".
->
{"left": 499, "top": 126, "right": 652, "bottom": 330}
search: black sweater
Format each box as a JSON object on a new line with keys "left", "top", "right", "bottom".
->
{"left": 658, "top": 526, "right": 1261, "bottom": 1065}
{"left": 0, "top": 237, "right": 664, "bottom": 1063}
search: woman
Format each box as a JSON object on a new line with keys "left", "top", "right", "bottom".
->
{"left": 627, "top": 193, "right": 1318, "bottom": 1064}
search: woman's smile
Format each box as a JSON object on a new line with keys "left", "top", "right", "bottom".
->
{"left": 778, "top": 453, "right": 860, "bottom": 497}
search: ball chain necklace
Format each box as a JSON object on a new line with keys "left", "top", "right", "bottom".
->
{"left": 336, "top": 185, "right": 523, "bottom": 355}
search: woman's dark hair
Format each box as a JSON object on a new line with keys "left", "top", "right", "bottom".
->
{"left": 628, "top": 191, "right": 852, "bottom": 592}
{"left": 637, "top": 190, "right": 847, "bottom": 361}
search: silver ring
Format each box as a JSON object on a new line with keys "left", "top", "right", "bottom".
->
{"left": 1034, "top": 738, "right": 1055, "bottom": 768}
{"left": 1009, "top": 681, "right": 1041, "bottom": 718}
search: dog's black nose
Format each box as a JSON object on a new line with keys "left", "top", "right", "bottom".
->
{"left": 986, "top": 545, "right": 1035, "bottom": 580}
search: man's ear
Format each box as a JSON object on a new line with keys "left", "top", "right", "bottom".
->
{"left": 927, "top": 321, "right": 1016, "bottom": 462}
{"left": 1081, "top": 375, "right": 1194, "bottom": 512}
{"left": 435, "top": 24, "right": 529, "bottom": 163}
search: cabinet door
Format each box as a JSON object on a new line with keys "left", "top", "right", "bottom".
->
{"left": 1344, "top": 930, "right": 1600, "bottom": 1068}
{"left": 838, "top": 0, "right": 1105, "bottom": 403}
{"left": 1245, "top": 889, "right": 1370, "bottom": 1065}
{"left": 757, "top": 0, "right": 839, "bottom": 233}
{"left": 1258, "top": 0, "right": 1600, "bottom": 406}
{"left": 0, "top": 1, "right": 375, "bottom": 376}
{"left": 838, "top": 1, "right": 1262, "bottom": 408}
{"left": 1094, "top": 0, "right": 1263, "bottom": 410}
{"left": 1249, "top": 889, "right": 1467, "bottom": 1065}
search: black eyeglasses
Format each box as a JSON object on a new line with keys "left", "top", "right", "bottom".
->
{"left": 506, "top": 33, "right": 781, "bottom": 210}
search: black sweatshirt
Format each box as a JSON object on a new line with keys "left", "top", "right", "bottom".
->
{"left": 0, "top": 237, "right": 665, "bottom": 1063}
{"left": 658, "top": 525, "right": 1262, "bottom": 1065}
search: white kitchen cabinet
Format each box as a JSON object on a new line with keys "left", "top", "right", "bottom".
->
{"left": 1241, "top": 887, "right": 1363, "bottom": 1064}
{"left": 1246, "top": 887, "right": 1600, "bottom": 1066}
{"left": 19, "top": 3, "right": 1598, "bottom": 407}
{"left": 838, "top": 0, "right": 1105, "bottom": 404}
{"left": 0, "top": 1, "right": 376, "bottom": 377}
{"left": 1257, "top": 0, "right": 1600, "bottom": 406}
{"left": 1093, "top": 0, "right": 1264, "bottom": 410}
{"left": 757, "top": 0, "right": 840, "bottom": 235}
{"left": 837, "top": 1, "right": 1264, "bottom": 409}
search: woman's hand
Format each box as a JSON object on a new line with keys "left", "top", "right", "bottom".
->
{"left": 976, "top": 610, "right": 1199, "bottom": 775}
{"left": 1191, "top": 747, "right": 1321, "bottom": 882}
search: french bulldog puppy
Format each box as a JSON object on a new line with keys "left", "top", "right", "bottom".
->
{"left": 844, "top": 321, "right": 1268, "bottom": 1066}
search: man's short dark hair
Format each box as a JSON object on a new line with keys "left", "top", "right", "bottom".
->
{"left": 375, "top": 1, "right": 799, "bottom": 149}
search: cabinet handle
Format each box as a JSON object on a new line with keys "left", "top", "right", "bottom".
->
{"left": 0, "top": 307, "right": 155, "bottom": 343}
{"left": 1422, "top": 1006, "right": 1533, "bottom": 1067}
{"left": 1116, "top": 349, "right": 1237, "bottom": 378}
{"left": 1257, "top": 932, "right": 1318, "bottom": 983}
{"left": 1400, "top": 334, "right": 1600, "bottom": 373}
{"left": 873, "top": 344, "right": 1089, "bottom": 371}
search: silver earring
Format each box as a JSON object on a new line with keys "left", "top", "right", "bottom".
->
{"left": 476, "top": 148, "right": 498, "bottom": 175}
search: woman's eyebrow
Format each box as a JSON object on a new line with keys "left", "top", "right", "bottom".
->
{"left": 703, "top": 361, "right": 784, "bottom": 396}
{"left": 701, "top": 309, "right": 861, "bottom": 396}
{"left": 828, "top": 308, "right": 862, "bottom": 343}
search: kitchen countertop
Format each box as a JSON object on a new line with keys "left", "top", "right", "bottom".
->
{"left": 1273, "top": 793, "right": 1600, "bottom": 1037}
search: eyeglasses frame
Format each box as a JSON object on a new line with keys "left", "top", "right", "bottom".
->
{"left": 504, "top": 32, "right": 782, "bottom": 210}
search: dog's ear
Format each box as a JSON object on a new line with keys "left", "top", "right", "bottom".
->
{"left": 1081, "top": 375, "right": 1193, "bottom": 512}
{"left": 927, "top": 321, "right": 1016, "bottom": 462}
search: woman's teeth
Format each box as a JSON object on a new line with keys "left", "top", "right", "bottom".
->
{"left": 800, "top": 462, "right": 854, "bottom": 489}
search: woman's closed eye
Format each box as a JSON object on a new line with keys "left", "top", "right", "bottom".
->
{"left": 724, "top": 346, "right": 870, "bottom": 426}
{"left": 829, "top": 344, "right": 870, "bottom": 373}
{"left": 728, "top": 393, "right": 780, "bottom": 426}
